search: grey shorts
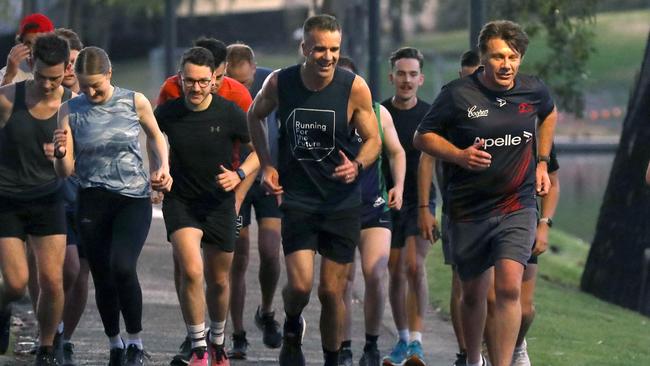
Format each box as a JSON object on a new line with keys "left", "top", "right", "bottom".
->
{"left": 449, "top": 208, "right": 537, "bottom": 281}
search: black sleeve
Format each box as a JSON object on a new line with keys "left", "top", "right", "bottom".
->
{"left": 548, "top": 143, "right": 559, "bottom": 173}
{"left": 535, "top": 77, "right": 555, "bottom": 121}
{"left": 417, "top": 84, "right": 454, "bottom": 136}
{"left": 230, "top": 103, "right": 250, "bottom": 144}
{"left": 153, "top": 104, "right": 167, "bottom": 133}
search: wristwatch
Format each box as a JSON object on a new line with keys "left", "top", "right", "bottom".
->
{"left": 236, "top": 168, "right": 246, "bottom": 181}
{"left": 354, "top": 160, "right": 363, "bottom": 172}
{"left": 538, "top": 217, "right": 553, "bottom": 227}
{"left": 537, "top": 155, "right": 551, "bottom": 164}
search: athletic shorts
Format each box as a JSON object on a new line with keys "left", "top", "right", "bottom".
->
{"left": 449, "top": 208, "right": 537, "bottom": 281}
{"left": 65, "top": 209, "right": 86, "bottom": 258}
{"left": 162, "top": 196, "right": 236, "bottom": 252}
{"left": 390, "top": 203, "right": 436, "bottom": 249}
{"left": 361, "top": 209, "right": 392, "bottom": 230}
{"left": 0, "top": 192, "right": 66, "bottom": 240}
{"left": 240, "top": 183, "right": 282, "bottom": 227}
{"left": 281, "top": 207, "right": 360, "bottom": 264}
{"left": 440, "top": 213, "right": 454, "bottom": 266}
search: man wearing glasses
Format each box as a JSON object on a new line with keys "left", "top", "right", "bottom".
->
{"left": 154, "top": 47, "right": 259, "bottom": 365}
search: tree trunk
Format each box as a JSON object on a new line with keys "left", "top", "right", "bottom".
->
{"left": 580, "top": 32, "right": 650, "bottom": 316}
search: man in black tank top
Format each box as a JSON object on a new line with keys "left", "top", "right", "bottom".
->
{"left": 414, "top": 21, "right": 557, "bottom": 366}
{"left": 247, "top": 15, "right": 381, "bottom": 366}
{"left": 0, "top": 34, "right": 72, "bottom": 365}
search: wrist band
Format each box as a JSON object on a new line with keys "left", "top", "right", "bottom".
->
{"left": 418, "top": 205, "right": 429, "bottom": 208}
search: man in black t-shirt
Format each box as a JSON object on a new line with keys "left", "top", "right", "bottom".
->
{"left": 414, "top": 20, "right": 557, "bottom": 366}
{"left": 247, "top": 15, "right": 381, "bottom": 366}
{"left": 155, "top": 47, "right": 259, "bottom": 365}
{"left": 380, "top": 47, "right": 435, "bottom": 366}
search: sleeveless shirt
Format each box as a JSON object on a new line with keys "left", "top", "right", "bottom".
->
{"left": 68, "top": 87, "right": 149, "bottom": 198}
{"left": 0, "top": 81, "right": 71, "bottom": 199}
{"left": 276, "top": 65, "right": 360, "bottom": 212}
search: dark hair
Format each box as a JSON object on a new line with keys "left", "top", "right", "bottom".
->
{"left": 54, "top": 28, "right": 83, "bottom": 51}
{"left": 478, "top": 20, "right": 529, "bottom": 58}
{"left": 32, "top": 34, "right": 70, "bottom": 67}
{"left": 389, "top": 47, "right": 424, "bottom": 70}
{"left": 193, "top": 37, "right": 227, "bottom": 66}
{"left": 226, "top": 43, "right": 255, "bottom": 66}
{"left": 337, "top": 56, "right": 357, "bottom": 74}
{"left": 460, "top": 50, "right": 480, "bottom": 68}
{"left": 75, "top": 46, "right": 111, "bottom": 75}
{"left": 180, "top": 47, "right": 215, "bottom": 71}
{"left": 303, "top": 14, "right": 340, "bottom": 36}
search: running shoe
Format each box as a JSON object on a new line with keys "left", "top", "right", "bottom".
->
{"left": 359, "top": 347, "right": 381, "bottom": 366}
{"left": 170, "top": 337, "right": 192, "bottom": 365}
{"left": 254, "top": 307, "right": 282, "bottom": 348}
{"left": 188, "top": 347, "right": 208, "bottom": 366}
{"left": 61, "top": 342, "right": 77, "bottom": 366}
{"left": 226, "top": 332, "right": 248, "bottom": 359}
{"left": 208, "top": 342, "right": 229, "bottom": 366}
{"left": 404, "top": 340, "right": 426, "bottom": 366}
{"left": 279, "top": 316, "right": 306, "bottom": 366}
{"left": 34, "top": 347, "right": 59, "bottom": 366}
{"left": 0, "top": 304, "right": 11, "bottom": 354}
{"left": 382, "top": 339, "right": 407, "bottom": 366}
{"left": 53, "top": 331, "right": 63, "bottom": 364}
{"left": 338, "top": 346, "right": 353, "bottom": 366}
{"left": 510, "top": 339, "right": 531, "bottom": 366}
{"left": 452, "top": 351, "right": 467, "bottom": 366}
{"left": 124, "top": 344, "right": 146, "bottom": 366}
{"left": 109, "top": 347, "right": 125, "bottom": 366}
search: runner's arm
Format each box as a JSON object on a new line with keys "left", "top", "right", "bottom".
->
{"left": 349, "top": 76, "right": 381, "bottom": 170}
{"left": 135, "top": 92, "right": 172, "bottom": 192}
{"left": 53, "top": 101, "right": 75, "bottom": 177}
{"left": 379, "top": 105, "right": 405, "bottom": 209}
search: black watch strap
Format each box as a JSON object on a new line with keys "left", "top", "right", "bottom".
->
{"left": 537, "top": 155, "right": 551, "bottom": 164}
{"left": 236, "top": 168, "right": 246, "bottom": 181}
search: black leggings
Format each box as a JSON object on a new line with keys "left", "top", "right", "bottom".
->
{"left": 77, "top": 188, "right": 151, "bottom": 337}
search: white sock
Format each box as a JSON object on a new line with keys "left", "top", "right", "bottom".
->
{"left": 109, "top": 335, "right": 124, "bottom": 349}
{"left": 187, "top": 323, "right": 207, "bottom": 349}
{"left": 57, "top": 322, "right": 64, "bottom": 334}
{"left": 409, "top": 331, "right": 422, "bottom": 343}
{"left": 210, "top": 320, "right": 226, "bottom": 346}
{"left": 398, "top": 329, "right": 409, "bottom": 343}
{"left": 467, "top": 356, "right": 484, "bottom": 366}
{"left": 125, "top": 332, "right": 143, "bottom": 350}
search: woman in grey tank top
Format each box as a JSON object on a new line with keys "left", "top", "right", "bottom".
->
{"left": 53, "top": 47, "right": 171, "bottom": 366}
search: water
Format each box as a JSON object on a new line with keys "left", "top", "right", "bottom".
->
{"left": 554, "top": 153, "right": 615, "bottom": 243}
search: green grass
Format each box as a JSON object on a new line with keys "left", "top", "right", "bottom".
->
{"left": 426, "top": 228, "right": 650, "bottom": 365}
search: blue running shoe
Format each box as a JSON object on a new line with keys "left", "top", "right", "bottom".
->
{"left": 382, "top": 339, "right": 407, "bottom": 366}
{"left": 404, "top": 340, "right": 426, "bottom": 366}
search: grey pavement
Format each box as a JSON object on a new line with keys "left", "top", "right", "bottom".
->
{"left": 2, "top": 207, "right": 458, "bottom": 365}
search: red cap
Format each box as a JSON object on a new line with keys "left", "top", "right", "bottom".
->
{"left": 18, "top": 13, "right": 54, "bottom": 37}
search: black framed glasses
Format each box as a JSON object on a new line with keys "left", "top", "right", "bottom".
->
{"left": 181, "top": 77, "right": 212, "bottom": 88}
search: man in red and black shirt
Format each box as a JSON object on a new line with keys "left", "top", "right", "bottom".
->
{"left": 414, "top": 20, "right": 556, "bottom": 366}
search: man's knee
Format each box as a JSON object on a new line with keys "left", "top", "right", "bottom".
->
{"left": 38, "top": 270, "right": 63, "bottom": 297}
{"left": 317, "top": 281, "right": 344, "bottom": 304}
{"left": 495, "top": 283, "right": 521, "bottom": 303}
{"left": 2, "top": 278, "right": 27, "bottom": 302}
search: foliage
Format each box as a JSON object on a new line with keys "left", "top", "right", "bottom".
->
{"left": 435, "top": 0, "right": 596, "bottom": 117}
{"left": 88, "top": 0, "right": 165, "bottom": 16}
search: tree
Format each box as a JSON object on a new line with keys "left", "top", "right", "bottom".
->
{"left": 580, "top": 32, "right": 650, "bottom": 315}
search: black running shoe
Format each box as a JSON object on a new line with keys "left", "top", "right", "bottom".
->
{"left": 254, "top": 307, "right": 282, "bottom": 349}
{"left": 359, "top": 347, "right": 380, "bottom": 366}
{"left": 170, "top": 337, "right": 192, "bottom": 365}
{"left": 338, "top": 347, "right": 352, "bottom": 366}
{"left": 124, "top": 344, "right": 145, "bottom": 366}
{"left": 227, "top": 332, "right": 248, "bottom": 360}
{"left": 53, "top": 331, "right": 63, "bottom": 364}
{"left": 109, "top": 347, "right": 125, "bottom": 366}
{"left": 62, "top": 342, "right": 77, "bottom": 366}
{"left": 34, "top": 347, "right": 59, "bottom": 366}
{"left": 0, "top": 304, "right": 11, "bottom": 354}
{"left": 452, "top": 352, "right": 467, "bottom": 366}
{"left": 278, "top": 316, "right": 305, "bottom": 366}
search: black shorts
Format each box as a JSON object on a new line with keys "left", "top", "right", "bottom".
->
{"left": 361, "top": 209, "right": 392, "bottom": 230}
{"left": 65, "top": 209, "right": 86, "bottom": 258}
{"left": 281, "top": 207, "right": 360, "bottom": 264}
{"left": 449, "top": 208, "right": 537, "bottom": 281}
{"left": 240, "top": 183, "right": 282, "bottom": 227}
{"left": 162, "top": 196, "right": 236, "bottom": 252}
{"left": 0, "top": 192, "right": 66, "bottom": 240}
{"left": 440, "top": 213, "right": 454, "bottom": 266}
{"left": 390, "top": 203, "right": 436, "bottom": 249}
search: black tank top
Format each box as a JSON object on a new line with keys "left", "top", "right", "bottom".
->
{"left": 277, "top": 65, "right": 360, "bottom": 212}
{"left": 0, "top": 81, "right": 72, "bottom": 199}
